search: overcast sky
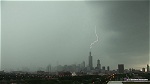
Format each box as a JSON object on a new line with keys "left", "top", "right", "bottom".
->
{"left": 1, "top": 1, "right": 149, "bottom": 71}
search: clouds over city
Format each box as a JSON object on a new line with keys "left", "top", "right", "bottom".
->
{"left": 1, "top": 1, "right": 149, "bottom": 71}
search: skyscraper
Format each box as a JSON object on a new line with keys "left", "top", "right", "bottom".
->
{"left": 107, "top": 66, "right": 110, "bottom": 71}
{"left": 89, "top": 52, "right": 93, "bottom": 70}
{"left": 47, "top": 64, "right": 51, "bottom": 74}
{"left": 147, "top": 64, "right": 149, "bottom": 72}
{"left": 83, "top": 61, "right": 85, "bottom": 68}
{"left": 97, "top": 59, "right": 101, "bottom": 69}
{"left": 102, "top": 66, "right": 105, "bottom": 70}
{"left": 142, "top": 68, "right": 145, "bottom": 72}
{"left": 118, "top": 64, "right": 124, "bottom": 73}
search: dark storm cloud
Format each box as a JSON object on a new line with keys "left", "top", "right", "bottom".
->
{"left": 85, "top": 1, "right": 149, "bottom": 68}
{"left": 103, "top": 1, "right": 149, "bottom": 61}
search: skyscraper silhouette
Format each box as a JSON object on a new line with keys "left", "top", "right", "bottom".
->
{"left": 107, "top": 66, "right": 110, "bottom": 71}
{"left": 147, "top": 64, "right": 149, "bottom": 72}
{"left": 118, "top": 64, "right": 124, "bottom": 73}
{"left": 97, "top": 59, "right": 101, "bottom": 70}
{"left": 89, "top": 52, "right": 93, "bottom": 70}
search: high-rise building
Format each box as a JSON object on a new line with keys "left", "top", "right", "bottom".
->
{"left": 47, "top": 64, "right": 51, "bottom": 74}
{"left": 89, "top": 52, "right": 93, "bottom": 70}
{"left": 142, "top": 68, "right": 145, "bottom": 72}
{"left": 97, "top": 59, "right": 101, "bottom": 69}
{"left": 147, "top": 64, "right": 149, "bottom": 72}
{"left": 118, "top": 64, "right": 124, "bottom": 73}
{"left": 83, "top": 61, "right": 85, "bottom": 68}
{"left": 102, "top": 66, "right": 105, "bottom": 70}
{"left": 107, "top": 66, "right": 110, "bottom": 71}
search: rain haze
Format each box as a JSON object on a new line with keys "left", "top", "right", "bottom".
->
{"left": 1, "top": 1, "right": 149, "bottom": 72}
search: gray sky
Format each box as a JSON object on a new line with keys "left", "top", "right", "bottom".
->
{"left": 1, "top": 1, "right": 149, "bottom": 71}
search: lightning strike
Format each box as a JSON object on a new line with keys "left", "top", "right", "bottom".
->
{"left": 90, "top": 26, "right": 99, "bottom": 49}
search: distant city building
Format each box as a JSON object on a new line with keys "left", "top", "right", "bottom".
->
{"left": 47, "top": 64, "right": 51, "bottom": 74}
{"left": 102, "top": 66, "right": 105, "bottom": 70}
{"left": 107, "top": 66, "right": 110, "bottom": 71}
{"left": 97, "top": 59, "right": 101, "bottom": 69}
{"left": 129, "top": 68, "right": 132, "bottom": 72}
{"left": 0, "top": 70, "right": 5, "bottom": 74}
{"left": 37, "top": 71, "right": 46, "bottom": 74}
{"left": 89, "top": 52, "right": 93, "bottom": 70}
{"left": 83, "top": 61, "right": 85, "bottom": 68}
{"left": 58, "top": 71, "right": 72, "bottom": 77}
{"left": 142, "top": 68, "right": 145, "bottom": 72}
{"left": 124, "top": 69, "right": 130, "bottom": 73}
{"left": 57, "top": 65, "right": 64, "bottom": 71}
{"left": 147, "top": 64, "right": 149, "bottom": 72}
{"left": 101, "top": 66, "right": 106, "bottom": 73}
{"left": 118, "top": 64, "right": 124, "bottom": 73}
{"left": 131, "top": 68, "right": 135, "bottom": 72}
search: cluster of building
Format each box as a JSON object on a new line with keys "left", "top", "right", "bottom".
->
{"left": 86, "top": 51, "right": 110, "bottom": 74}
{"left": 44, "top": 51, "right": 110, "bottom": 74}
{"left": 45, "top": 51, "right": 150, "bottom": 75}
{"left": 141, "top": 64, "right": 149, "bottom": 72}
{"left": 1, "top": 51, "right": 149, "bottom": 76}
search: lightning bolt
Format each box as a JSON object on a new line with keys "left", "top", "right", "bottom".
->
{"left": 90, "top": 26, "right": 98, "bottom": 49}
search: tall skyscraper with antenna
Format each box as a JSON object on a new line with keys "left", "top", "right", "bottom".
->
{"left": 89, "top": 51, "right": 93, "bottom": 70}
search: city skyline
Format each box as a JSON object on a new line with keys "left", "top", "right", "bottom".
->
{"left": 1, "top": 1, "right": 149, "bottom": 71}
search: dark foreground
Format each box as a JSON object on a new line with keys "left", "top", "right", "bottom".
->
{"left": 0, "top": 75, "right": 109, "bottom": 84}
{"left": 0, "top": 72, "right": 149, "bottom": 84}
